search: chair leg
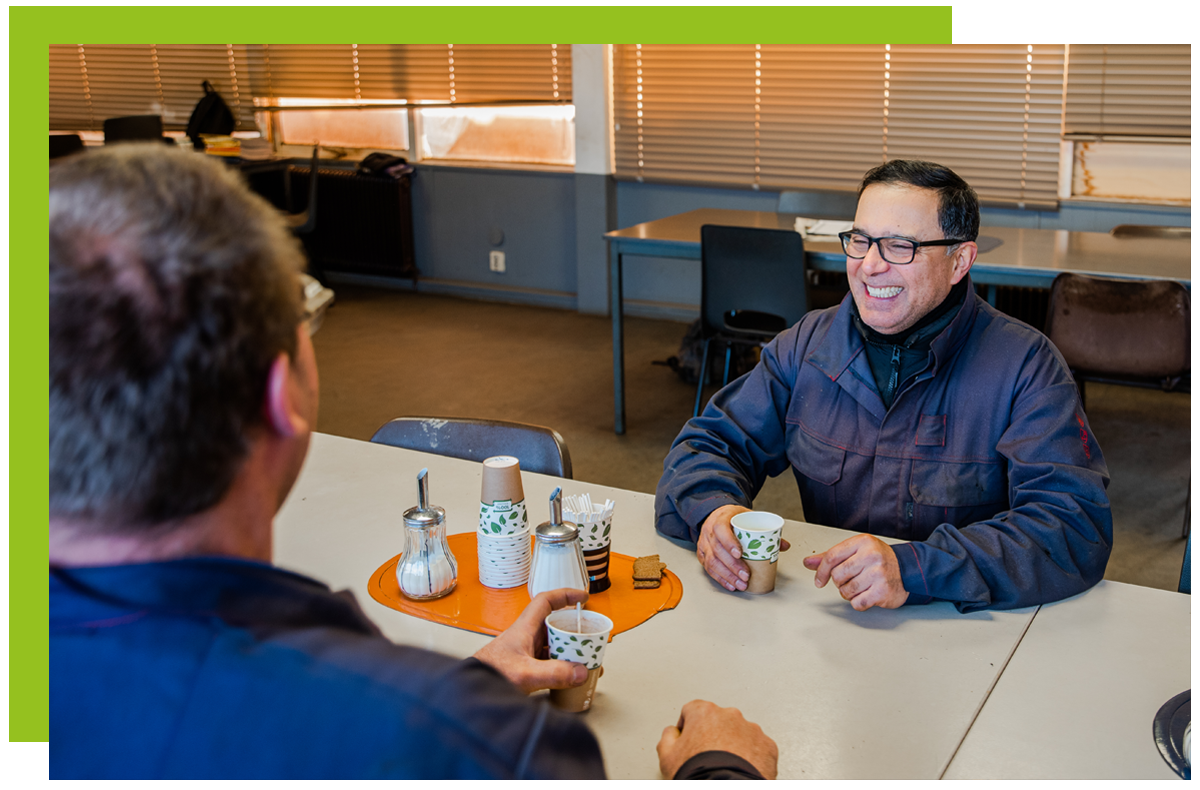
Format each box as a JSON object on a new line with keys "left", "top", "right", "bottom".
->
{"left": 693, "top": 337, "right": 713, "bottom": 418}
{"left": 722, "top": 343, "right": 734, "bottom": 387}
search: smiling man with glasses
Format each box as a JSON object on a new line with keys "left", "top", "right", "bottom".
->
{"left": 656, "top": 159, "right": 1113, "bottom": 614}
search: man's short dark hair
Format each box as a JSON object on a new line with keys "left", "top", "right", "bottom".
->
{"left": 858, "top": 159, "right": 980, "bottom": 242}
{"left": 50, "top": 144, "right": 305, "bottom": 529}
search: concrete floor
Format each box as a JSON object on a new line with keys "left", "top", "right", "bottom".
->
{"left": 313, "top": 284, "right": 1191, "bottom": 593}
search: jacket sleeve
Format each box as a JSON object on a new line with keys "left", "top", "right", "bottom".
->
{"left": 894, "top": 334, "right": 1113, "bottom": 613}
{"left": 655, "top": 324, "right": 810, "bottom": 543}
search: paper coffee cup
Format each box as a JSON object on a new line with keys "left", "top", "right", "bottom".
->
{"left": 583, "top": 546, "right": 612, "bottom": 593}
{"left": 730, "top": 511, "right": 784, "bottom": 595}
{"left": 545, "top": 609, "right": 613, "bottom": 712}
{"left": 549, "top": 666, "right": 603, "bottom": 713}
{"left": 481, "top": 456, "right": 524, "bottom": 506}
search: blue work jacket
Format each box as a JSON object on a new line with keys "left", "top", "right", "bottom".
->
{"left": 49, "top": 557, "right": 605, "bottom": 779}
{"left": 656, "top": 282, "right": 1113, "bottom": 612}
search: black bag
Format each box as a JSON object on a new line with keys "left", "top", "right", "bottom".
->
{"left": 654, "top": 319, "right": 758, "bottom": 385}
{"left": 357, "top": 152, "right": 414, "bottom": 178}
{"left": 186, "top": 81, "right": 236, "bottom": 149}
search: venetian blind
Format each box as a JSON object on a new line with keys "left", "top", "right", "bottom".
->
{"left": 1064, "top": 44, "right": 1190, "bottom": 138}
{"left": 242, "top": 44, "right": 571, "bottom": 104}
{"left": 49, "top": 44, "right": 255, "bottom": 131}
{"left": 614, "top": 44, "right": 1068, "bottom": 208}
{"left": 50, "top": 44, "right": 572, "bottom": 132}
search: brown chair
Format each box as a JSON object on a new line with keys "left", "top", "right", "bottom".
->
{"left": 1110, "top": 225, "right": 1190, "bottom": 240}
{"left": 371, "top": 417, "right": 573, "bottom": 479}
{"left": 1044, "top": 273, "right": 1189, "bottom": 409}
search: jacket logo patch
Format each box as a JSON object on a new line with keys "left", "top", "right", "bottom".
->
{"left": 1076, "top": 414, "right": 1091, "bottom": 460}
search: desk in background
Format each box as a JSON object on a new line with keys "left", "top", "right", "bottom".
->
{"left": 271, "top": 432, "right": 1187, "bottom": 780}
{"left": 605, "top": 208, "right": 1192, "bottom": 434}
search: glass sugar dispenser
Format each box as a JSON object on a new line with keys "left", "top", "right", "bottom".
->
{"left": 396, "top": 467, "right": 458, "bottom": 601}
{"left": 528, "top": 487, "right": 589, "bottom": 599}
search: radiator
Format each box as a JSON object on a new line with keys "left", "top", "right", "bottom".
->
{"left": 288, "top": 166, "right": 417, "bottom": 279}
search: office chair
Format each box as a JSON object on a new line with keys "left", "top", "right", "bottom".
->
{"left": 693, "top": 225, "right": 808, "bottom": 417}
{"left": 370, "top": 417, "right": 573, "bottom": 479}
{"left": 50, "top": 134, "right": 85, "bottom": 159}
{"left": 1110, "top": 225, "right": 1190, "bottom": 240}
{"left": 776, "top": 189, "right": 858, "bottom": 219}
{"left": 103, "top": 115, "right": 174, "bottom": 145}
{"left": 285, "top": 144, "right": 320, "bottom": 236}
{"left": 1044, "top": 273, "right": 1189, "bottom": 410}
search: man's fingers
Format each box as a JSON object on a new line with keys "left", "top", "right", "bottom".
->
{"left": 779, "top": 538, "right": 791, "bottom": 552}
{"left": 849, "top": 587, "right": 880, "bottom": 612}
{"left": 813, "top": 539, "right": 862, "bottom": 587}
{"left": 535, "top": 658, "right": 588, "bottom": 690}
{"left": 802, "top": 552, "right": 823, "bottom": 570}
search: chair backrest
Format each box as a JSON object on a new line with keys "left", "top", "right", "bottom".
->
{"left": 1044, "top": 273, "right": 1190, "bottom": 379}
{"left": 700, "top": 225, "right": 808, "bottom": 335}
{"left": 1110, "top": 224, "right": 1190, "bottom": 240}
{"left": 50, "top": 134, "right": 85, "bottom": 159}
{"left": 776, "top": 189, "right": 858, "bottom": 219}
{"left": 103, "top": 115, "right": 166, "bottom": 143}
{"left": 370, "top": 416, "right": 573, "bottom": 479}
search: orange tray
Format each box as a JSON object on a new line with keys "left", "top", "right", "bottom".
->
{"left": 368, "top": 532, "right": 683, "bottom": 639}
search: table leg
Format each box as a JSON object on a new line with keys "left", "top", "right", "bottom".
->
{"left": 610, "top": 243, "right": 626, "bottom": 435}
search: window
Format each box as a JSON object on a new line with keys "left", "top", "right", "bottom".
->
{"left": 615, "top": 44, "right": 1070, "bottom": 208}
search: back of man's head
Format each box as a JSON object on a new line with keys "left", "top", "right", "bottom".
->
{"left": 50, "top": 144, "right": 304, "bottom": 530}
{"left": 858, "top": 159, "right": 980, "bottom": 242}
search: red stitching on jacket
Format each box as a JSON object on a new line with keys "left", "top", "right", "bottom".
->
{"left": 1076, "top": 414, "right": 1091, "bottom": 460}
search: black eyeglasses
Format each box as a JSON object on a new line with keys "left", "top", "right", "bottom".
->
{"left": 838, "top": 231, "right": 968, "bottom": 265}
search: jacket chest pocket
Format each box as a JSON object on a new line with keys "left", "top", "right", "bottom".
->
{"left": 789, "top": 428, "right": 846, "bottom": 526}
{"left": 907, "top": 459, "right": 1008, "bottom": 538}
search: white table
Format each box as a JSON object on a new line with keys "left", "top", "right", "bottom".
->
{"left": 275, "top": 433, "right": 1039, "bottom": 779}
{"left": 944, "top": 580, "right": 1191, "bottom": 779}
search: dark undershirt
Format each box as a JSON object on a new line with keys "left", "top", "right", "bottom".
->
{"left": 850, "top": 277, "right": 970, "bottom": 410}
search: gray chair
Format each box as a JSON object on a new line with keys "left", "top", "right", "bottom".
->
{"left": 693, "top": 225, "right": 808, "bottom": 417}
{"left": 370, "top": 416, "right": 573, "bottom": 479}
{"left": 776, "top": 189, "right": 858, "bottom": 218}
{"left": 1044, "top": 272, "right": 1189, "bottom": 410}
{"left": 1110, "top": 225, "right": 1190, "bottom": 240}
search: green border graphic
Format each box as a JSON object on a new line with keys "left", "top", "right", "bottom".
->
{"left": 12, "top": 5, "right": 950, "bottom": 743}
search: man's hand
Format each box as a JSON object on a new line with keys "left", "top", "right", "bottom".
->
{"left": 803, "top": 534, "right": 909, "bottom": 611}
{"left": 473, "top": 588, "right": 590, "bottom": 694}
{"left": 657, "top": 699, "right": 778, "bottom": 780}
{"left": 697, "top": 505, "right": 790, "bottom": 592}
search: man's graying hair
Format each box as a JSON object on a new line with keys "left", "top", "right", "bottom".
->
{"left": 859, "top": 159, "right": 980, "bottom": 242}
{"left": 50, "top": 144, "right": 304, "bottom": 529}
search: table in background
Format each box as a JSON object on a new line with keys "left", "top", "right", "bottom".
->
{"left": 943, "top": 580, "right": 1191, "bottom": 779}
{"left": 604, "top": 208, "right": 1192, "bottom": 434}
{"left": 275, "top": 433, "right": 1038, "bottom": 780}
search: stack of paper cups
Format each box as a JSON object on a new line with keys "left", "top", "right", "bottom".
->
{"left": 563, "top": 494, "right": 615, "bottom": 593}
{"left": 478, "top": 456, "right": 532, "bottom": 589}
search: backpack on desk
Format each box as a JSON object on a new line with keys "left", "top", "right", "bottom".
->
{"left": 186, "top": 81, "right": 236, "bottom": 150}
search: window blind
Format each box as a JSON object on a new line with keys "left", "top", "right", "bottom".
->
{"left": 49, "top": 44, "right": 572, "bottom": 132}
{"left": 240, "top": 44, "right": 571, "bottom": 105}
{"left": 49, "top": 44, "right": 255, "bottom": 131}
{"left": 615, "top": 44, "right": 1070, "bottom": 207}
{"left": 1064, "top": 44, "right": 1190, "bottom": 138}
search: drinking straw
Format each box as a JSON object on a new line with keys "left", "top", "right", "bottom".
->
{"left": 576, "top": 601, "right": 582, "bottom": 632}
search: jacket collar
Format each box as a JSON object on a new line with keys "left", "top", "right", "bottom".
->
{"left": 50, "top": 556, "right": 381, "bottom": 636}
{"left": 805, "top": 275, "right": 980, "bottom": 415}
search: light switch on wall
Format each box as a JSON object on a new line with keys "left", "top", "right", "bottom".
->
{"left": 489, "top": 251, "right": 506, "bottom": 273}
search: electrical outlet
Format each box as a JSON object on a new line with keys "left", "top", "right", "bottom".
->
{"left": 489, "top": 250, "right": 506, "bottom": 273}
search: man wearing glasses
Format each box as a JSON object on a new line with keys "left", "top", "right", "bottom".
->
{"left": 656, "top": 160, "right": 1112, "bottom": 614}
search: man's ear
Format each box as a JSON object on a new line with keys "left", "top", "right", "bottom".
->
{"left": 949, "top": 241, "right": 978, "bottom": 285}
{"left": 264, "top": 352, "right": 306, "bottom": 437}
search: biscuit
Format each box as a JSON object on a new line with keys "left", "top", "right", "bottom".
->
{"left": 633, "top": 579, "right": 662, "bottom": 589}
{"left": 633, "top": 554, "right": 667, "bottom": 586}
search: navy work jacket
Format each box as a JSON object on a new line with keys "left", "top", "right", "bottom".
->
{"left": 656, "top": 282, "right": 1113, "bottom": 612}
{"left": 50, "top": 557, "right": 605, "bottom": 779}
